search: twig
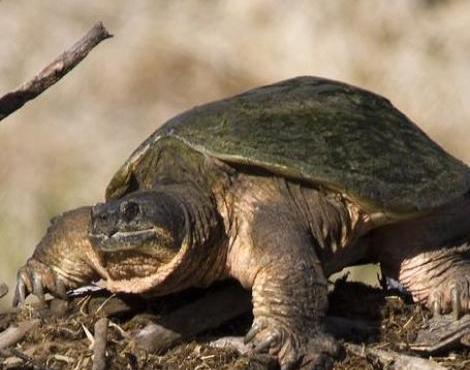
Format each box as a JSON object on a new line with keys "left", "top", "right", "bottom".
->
{"left": 6, "top": 348, "right": 52, "bottom": 370}
{"left": 209, "top": 336, "right": 251, "bottom": 354}
{"left": 0, "top": 319, "right": 40, "bottom": 350}
{"left": 0, "top": 283, "right": 7, "bottom": 299}
{"left": 82, "top": 324, "right": 95, "bottom": 349}
{"left": 92, "top": 317, "right": 108, "bottom": 370}
{"left": 52, "top": 353, "right": 75, "bottom": 364}
{"left": 73, "top": 293, "right": 144, "bottom": 317}
{"left": 345, "top": 343, "right": 447, "bottom": 370}
{"left": 0, "top": 22, "right": 112, "bottom": 122}
{"left": 411, "top": 314, "right": 470, "bottom": 353}
{"left": 133, "top": 283, "right": 252, "bottom": 353}
{"left": 207, "top": 336, "right": 278, "bottom": 368}
{"left": 95, "top": 293, "right": 116, "bottom": 315}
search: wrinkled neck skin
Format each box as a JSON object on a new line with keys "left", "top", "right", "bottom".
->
{"left": 217, "top": 173, "right": 374, "bottom": 287}
{"left": 39, "top": 142, "right": 233, "bottom": 296}
{"left": 103, "top": 184, "right": 228, "bottom": 296}
{"left": 95, "top": 138, "right": 234, "bottom": 295}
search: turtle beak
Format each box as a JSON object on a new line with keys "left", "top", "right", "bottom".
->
{"left": 89, "top": 201, "right": 158, "bottom": 252}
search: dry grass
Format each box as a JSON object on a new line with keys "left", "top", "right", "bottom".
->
{"left": 1, "top": 0, "right": 470, "bottom": 306}
{"left": 1, "top": 280, "right": 468, "bottom": 369}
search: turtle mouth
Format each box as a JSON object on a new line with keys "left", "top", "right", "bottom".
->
{"left": 90, "top": 228, "right": 157, "bottom": 252}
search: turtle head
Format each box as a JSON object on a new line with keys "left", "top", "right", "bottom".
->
{"left": 89, "top": 188, "right": 223, "bottom": 295}
{"left": 90, "top": 191, "right": 186, "bottom": 264}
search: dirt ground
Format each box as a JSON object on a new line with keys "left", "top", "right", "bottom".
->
{"left": 0, "top": 278, "right": 469, "bottom": 370}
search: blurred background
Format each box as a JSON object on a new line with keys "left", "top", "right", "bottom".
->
{"left": 0, "top": 0, "right": 469, "bottom": 307}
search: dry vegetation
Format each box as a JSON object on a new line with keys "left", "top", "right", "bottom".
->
{"left": 1, "top": 0, "right": 470, "bottom": 302}
{"left": 1, "top": 279, "right": 468, "bottom": 369}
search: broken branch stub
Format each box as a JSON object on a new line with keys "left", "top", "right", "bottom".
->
{"left": 92, "top": 317, "right": 108, "bottom": 370}
{"left": 0, "top": 22, "right": 112, "bottom": 122}
{"left": 345, "top": 343, "right": 447, "bottom": 370}
{"left": 0, "top": 283, "right": 8, "bottom": 299}
{"left": 0, "top": 320, "right": 40, "bottom": 350}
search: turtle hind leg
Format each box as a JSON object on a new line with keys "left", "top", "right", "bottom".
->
{"left": 398, "top": 242, "right": 470, "bottom": 320}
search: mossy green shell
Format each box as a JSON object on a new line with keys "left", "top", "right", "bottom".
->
{"left": 106, "top": 76, "right": 470, "bottom": 214}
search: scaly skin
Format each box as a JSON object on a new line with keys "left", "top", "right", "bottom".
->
{"left": 13, "top": 139, "right": 470, "bottom": 369}
{"left": 14, "top": 207, "right": 101, "bottom": 305}
{"left": 14, "top": 181, "right": 470, "bottom": 369}
{"left": 367, "top": 195, "right": 470, "bottom": 320}
{"left": 399, "top": 245, "right": 470, "bottom": 318}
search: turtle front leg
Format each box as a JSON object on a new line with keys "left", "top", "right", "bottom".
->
{"left": 247, "top": 260, "right": 338, "bottom": 370}
{"left": 14, "top": 207, "right": 103, "bottom": 305}
{"left": 228, "top": 206, "right": 339, "bottom": 370}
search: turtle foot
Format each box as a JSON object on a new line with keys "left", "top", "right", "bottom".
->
{"left": 399, "top": 244, "right": 470, "bottom": 321}
{"left": 427, "top": 274, "right": 470, "bottom": 321}
{"left": 410, "top": 272, "right": 470, "bottom": 353}
{"left": 13, "top": 258, "right": 68, "bottom": 306}
{"left": 244, "top": 317, "right": 340, "bottom": 370}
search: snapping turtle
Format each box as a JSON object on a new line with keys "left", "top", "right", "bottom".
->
{"left": 15, "top": 76, "right": 470, "bottom": 369}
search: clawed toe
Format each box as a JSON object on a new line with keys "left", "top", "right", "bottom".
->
{"left": 32, "top": 273, "right": 46, "bottom": 303}
{"left": 13, "top": 259, "right": 69, "bottom": 306}
{"left": 13, "top": 269, "right": 32, "bottom": 306}
{"left": 451, "top": 286, "right": 462, "bottom": 321}
{"left": 253, "top": 333, "right": 279, "bottom": 354}
{"left": 244, "top": 318, "right": 338, "bottom": 370}
{"left": 12, "top": 277, "right": 25, "bottom": 307}
{"left": 244, "top": 321, "right": 263, "bottom": 344}
{"left": 428, "top": 281, "right": 470, "bottom": 322}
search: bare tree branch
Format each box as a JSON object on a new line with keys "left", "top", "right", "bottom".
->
{"left": 0, "top": 22, "right": 112, "bottom": 122}
{"left": 0, "top": 283, "right": 7, "bottom": 299}
{"left": 133, "top": 284, "right": 252, "bottom": 353}
{"left": 0, "top": 320, "right": 40, "bottom": 350}
{"left": 345, "top": 343, "right": 447, "bottom": 370}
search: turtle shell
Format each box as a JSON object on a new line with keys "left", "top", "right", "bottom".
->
{"left": 106, "top": 76, "right": 470, "bottom": 215}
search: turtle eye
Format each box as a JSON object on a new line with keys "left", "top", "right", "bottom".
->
{"left": 120, "top": 201, "right": 140, "bottom": 222}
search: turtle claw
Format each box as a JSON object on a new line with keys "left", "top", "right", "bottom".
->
{"left": 244, "top": 322, "right": 262, "bottom": 344}
{"left": 427, "top": 277, "right": 470, "bottom": 322}
{"left": 13, "top": 258, "right": 70, "bottom": 306}
{"left": 32, "top": 274, "right": 45, "bottom": 304}
{"left": 415, "top": 282, "right": 470, "bottom": 352}
{"left": 252, "top": 333, "right": 278, "bottom": 354}
{"left": 432, "top": 299, "right": 442, "bottom": 318}
{"left": 451, "top": 287, "right": 462, "bottom": 321}
{"left": 244, "top": 317, "right": 338, "bottom": 370}
{"left": 13, "top": 277, "right": 26, "bottom": 307}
